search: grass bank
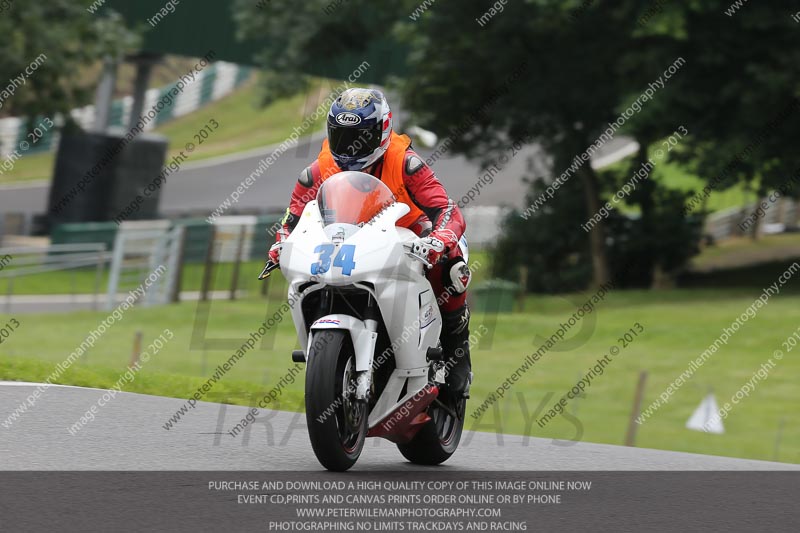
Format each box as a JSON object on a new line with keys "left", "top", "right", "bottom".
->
{"left": 2, "top": 284, "right": 798, "bottom": 464}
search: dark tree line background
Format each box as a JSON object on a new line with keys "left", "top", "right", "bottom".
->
{"left": 0, "top": 1, "right": 135, "bottom": 128}
{"left": 7, "top": 0, "right": 798, "bottom": 293}
{"left": 233, "top": 0, "right": 800, "bottom": 292}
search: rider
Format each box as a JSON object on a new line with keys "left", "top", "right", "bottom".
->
{"left": 268, "top": 87, "right": 472, "bottom": 402}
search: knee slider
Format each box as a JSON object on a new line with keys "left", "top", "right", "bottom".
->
{"left": 443, "top": 256, "right": 471, "bottom": 295}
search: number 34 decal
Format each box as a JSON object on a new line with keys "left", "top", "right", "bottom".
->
{"left": 311, "top": 244, "right": 356, "bottom": 275}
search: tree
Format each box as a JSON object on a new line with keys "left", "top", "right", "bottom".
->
{"left": 399, "top": 1, "right": 649, "bottom": 287}
{"left": 232, "top": 0, "right": 407, "bottom": 105}
{"left": 0, "top": 1, "right": 137, "bottom": 131}
{"left": 635, "top": 0, "right": 800, "bottom": 241}
{"left": 233, "top": 0, "right": 800, "bottom": 290}
{"left": 494, "top": 159, "right": 592, "bottom": 293}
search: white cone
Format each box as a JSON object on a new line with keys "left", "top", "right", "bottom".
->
{"left": 686, "top": 393, "right": 725, "bottom": 434}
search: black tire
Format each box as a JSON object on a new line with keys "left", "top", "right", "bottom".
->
{"left": 397, "top": 394, "right": 465, "bottom": 465}
{"left": 304, "top": 330, "right": 367, "bottom": 471}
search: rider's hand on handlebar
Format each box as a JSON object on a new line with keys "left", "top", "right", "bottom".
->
{"left": 268, "top": 227, "right": 289, "bottom": 264}
{"left": 268, "top": 242, "right": 282, "bottom": 264}
{"left": 412, "top": 229, "right": 458, "bottom": 265}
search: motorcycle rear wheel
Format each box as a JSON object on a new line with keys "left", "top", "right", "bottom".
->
{"left": 396, "top": 394, "right": 465, "bottom": 465}
{"left": 304, "top": 330, "right": 367, "bottom": 471}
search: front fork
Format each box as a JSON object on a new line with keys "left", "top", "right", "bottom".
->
{"left": 354, "top": 295, "right": 379, "bottom": 401}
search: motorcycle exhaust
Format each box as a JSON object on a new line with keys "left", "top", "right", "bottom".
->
{"left": 367, "top": 384, "right": 439, "bottom": 443}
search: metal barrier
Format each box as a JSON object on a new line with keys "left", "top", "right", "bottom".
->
{"left": 107, "top": 221, "right": 185, "bottom": 310}
{"left": 704, "top": 198, "right": 799, "bottom": 241}
{"left": 0, "top": 243, "right": 111, "bottom": 311}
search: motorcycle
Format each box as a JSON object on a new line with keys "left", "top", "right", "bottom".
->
{"left": 259, "top": 171, "right": 470, "bottom": 471}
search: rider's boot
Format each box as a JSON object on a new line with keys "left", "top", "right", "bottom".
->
{"left": 440, "top": 304, "right": 472, "bottom": 402}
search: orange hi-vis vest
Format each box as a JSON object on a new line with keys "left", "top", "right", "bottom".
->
{"left": 317, "top": 132, "right": 425, "bottom": 229}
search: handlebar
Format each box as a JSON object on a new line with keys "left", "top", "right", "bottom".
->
{"left": 407, "top": 251, "right": 433, "bottom": 269}
{"left": 257, "top": 260, "right": 280, "bottom": 280}
{"left": 404, "top": 242, "right": 434, "bottom": 269}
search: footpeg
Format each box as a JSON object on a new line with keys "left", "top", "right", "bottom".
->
{"left": 292, "top": 350, "right": 306, "bottom": 363}
{"left": 426, "top": 346, "right": 443, "bottom": 361}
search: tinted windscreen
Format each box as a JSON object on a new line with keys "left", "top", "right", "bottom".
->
{"left": 316, "top": 172, "right": 395, "bottom": 227}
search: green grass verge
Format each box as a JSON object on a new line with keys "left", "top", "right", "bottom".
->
{"left": 1, "top": 283, "right": 798, "bottom": 464}
{"left": 1, "top": 251, "right": 492, "bottom": 296}
{"left": 654, "top": 159, "right": 755, "bottom": 214}
{"left": 155, "top": 78, "right": 329, "bottom": 162}
{"left": 0, "top": 151, "right": 55, "bottom": 184}
{"left": 0, "top": 356, "right": 283, "bottom": 409}
{"left": 0, "top": 259, "right": 269, "bottom": 297}
{"left": 606, "top": 145, "right": 757, "bottom": 215}
{"left": 0, "top": 78, "right": 332, "bottom": 185}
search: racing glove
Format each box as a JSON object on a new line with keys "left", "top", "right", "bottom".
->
{"left": 268, "top": 227, "right": 289, "bottom": 264}
{"left": 413, "top": 229, "right": 459, "bottom": 265}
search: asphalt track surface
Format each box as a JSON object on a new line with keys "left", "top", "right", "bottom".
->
{"left": 2, "top": 382, "right": 796, "bottom": 471}
{"left": 0, "top": 134, "right": 635, "bottom": 217}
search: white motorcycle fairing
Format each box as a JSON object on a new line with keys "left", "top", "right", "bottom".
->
{"left": 280, "top": 199, "right": 443, "bottom": 428}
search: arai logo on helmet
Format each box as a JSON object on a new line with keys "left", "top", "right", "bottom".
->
{"left": 335, "top": 112, "right": 361, "bottom": 126}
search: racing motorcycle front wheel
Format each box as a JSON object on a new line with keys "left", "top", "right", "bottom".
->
{"left": 304, "top": 330, "right": 367, "bottom": 471}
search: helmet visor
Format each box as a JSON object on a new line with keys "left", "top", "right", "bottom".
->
{"left": 328, "top": 123, "right": 383, "bottom": 158}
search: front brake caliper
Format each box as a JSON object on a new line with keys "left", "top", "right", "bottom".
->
{"left": 355, "top": 370, "right": 371, "bottom": 401}
{"left": 433, "top": 362, "right": 447, "bottom": 384}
